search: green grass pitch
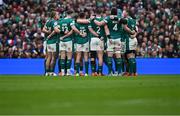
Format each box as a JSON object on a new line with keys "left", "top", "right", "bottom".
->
{"left": 0, "top": 75, "right": 180, "bottom": 115}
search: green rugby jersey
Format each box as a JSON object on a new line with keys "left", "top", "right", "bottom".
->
{"left": 59, "top": 17, "right": 75, "bottom": 42}
{"left": 122, "top": 17, "right": 136, "bottom": 39}
{"left": 124, "top": 17, "right": 137, "bottom": 50}
{"left": 104, "top": 16, "right": 122, "bottom": 39}
{"left": 46, "top": 19, "right": 58, "bottom": 44}
{"left": 44, "top": 18, "right": 51, "bottom": 41}
{"left": 74, "top": 23, "right": 91, "bottom": 44}
{"left": 90, "top": 17, "right": 105, "bottom": 37}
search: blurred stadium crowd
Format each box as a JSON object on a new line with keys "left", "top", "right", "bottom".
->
{"left": 0, "top": 0, "right": 180, "bottom": 58}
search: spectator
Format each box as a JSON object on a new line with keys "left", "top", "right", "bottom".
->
{"left": 0, "top": 0, "right": 179, "bottom": 58}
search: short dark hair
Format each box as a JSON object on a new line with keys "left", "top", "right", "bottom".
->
{"left": 50, "top": 11, "right": 57, "bottom": 18}
{"left": 96, "top": 8, "right": 102, "bottom": 15}
{"left": 66, "top": 10, "right": 73, "bottom": 15}
{"left": 79, "top": 12, "right": 85, "bottom": 18}
{"left": 111, "top": 7, "right": 117, "bottom": 15}
{"left": 129, "top": 10, "right": 136, "bottom": 19}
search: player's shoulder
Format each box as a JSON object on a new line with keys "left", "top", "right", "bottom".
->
{"left": 95, "top": 16, "right": 103, "bottom": 21}
{"left": 53, "top": 20, "right": 59, "bottom": 27}
{"left": 105, "top": 16, "right": 110, "bottom": 20}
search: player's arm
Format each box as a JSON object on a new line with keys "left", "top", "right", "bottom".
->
{"left": 71, "top": 25, "right": 80, "bottom": 34}
{"left": 71, "top": 25, "right": 86, "bottom": 37}
{"left": 123, "top": 24, "right": 135, "bottom": 35}
{"left": 70, "top": 20, "right": 81, "bottom": 35}
{"left": 60, "top": 30, "right": 73, "bottom": 40}
{"left": 47, "top": 31, "right": 55, "bottom": 39}
{"left": 42, "top": 26, "right": 51, "bottom": 34}
{"left": 88, "top": 27, "right": 99, "bottom": 37}
{"left": 94, "top": 20, "right": 106, "bottom": 26}
{"left": 120, "top": 18, "right": 135, "bottom": 35}
{"left": 104, "top": 24, "right": 112, "bottom": 43}
{"left": 76, "top": 19, "right": 90, "bottom": 24}
{"left": 130, "top": 26, "right": 138, "bottom": 39}
{"left": 54, "top": 26, "right": 61, "bottom": 33}
{"left": 104, "top": 24, "right": 110, "bottom": 36}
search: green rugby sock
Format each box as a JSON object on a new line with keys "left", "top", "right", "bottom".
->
{"left": 75, "top": 63, "right": 80, "bottom": 73}
{"left": 67, "top": 59, "right": 71, "bottom": 70}
{"left": 91, "top": 61, "right": 96, "bottom": 73}
{"left": 80, "top": 65, "right": 83, "bottom": 72}
{"left": 132, "top": 58, "right": 137, "bottom": 73}
{"left": 129, "top": 58, "right": 133, "bottom": 74}
{"left": 98, "top": 66, "right": 103, "bottom": 74}
{"left": 115, "top": 58, "right": 122, "bottom": 74}
{"left": 60, "top": 59, "right": 65, "bottom": 70}
{"left": 58, "top": 59, "right": 61, "bottom": 72}
{"left": 122, "top": 58, "right": 125, "bottom": 72}
{"left": 107, "top": 57, "right": 112, "bottom": 74}
{"left": 44, "top": 59, "right": 47, "bottom": 73}
{"left": 85, "top": 61, "right": 89, "bottom": 74}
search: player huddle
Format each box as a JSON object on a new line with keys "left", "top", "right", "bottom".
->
{"left": 42, "top": 7, "right": 138, "bottom": 77}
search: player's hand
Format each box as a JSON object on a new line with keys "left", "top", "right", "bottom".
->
{"left": 60, "top": 37, "right": 64, "bottom": 40}
{"left": 80, "top": 33, "right": 87, "bottom": 37}
{"left": 130, "top": 32, "right": 137, "bottom": 39}
{"left": 98, "top": 36, "right": 104, "bottom": 41}
{"left": 109, "top": 39, "right": 113, "bottom": 44}
{"left": 131, "top": 30, "right": 136, "bottom": 35}
{"left": 47, "top": 31, "right": 51, "bottom": 34}
{"left": 47, "top": 35, "right": 51, "bottom": 39}
{"left": 64, "top": 30, "right": 69, "bottom": 35}
{"left": 90, "top": 15, "right": 96, "bottom": 20}
{"left": 110, "top": 15, "right": 114, "bottom": 19}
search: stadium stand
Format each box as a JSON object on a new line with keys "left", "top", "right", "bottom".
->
{"left": 0, "top": 0, "right": 179, "bottom": 58}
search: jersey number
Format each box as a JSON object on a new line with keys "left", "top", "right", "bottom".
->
{"left": 97, "top": 27, "right": 101, "bottom": 34}
{"left": 80, "top": 29, "right": 86, "bottom": 34}
{"left": 113, "top": 24, "right": 118, "bottom": 31}
{"left": 62, "top": 26, "right": 68, "bottom": 32}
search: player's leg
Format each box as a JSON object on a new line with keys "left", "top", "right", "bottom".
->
{"left": 45, "top": 52, "right": 52, "bottom": 76}
{"left": 97, "top": 50, "right": 103, "bottom": 76}
{"left": 73, "top": 43, "right": 76, "bottom": 75}
{"left": 131, "top": 51, "right": 137, "bottom": 76}
{"left": 75, "top": 43, "right": 82, "bottom": 76}
{"left": 84, "top": 52, "right": 89, "bottom": 76}
{"left": 121, "top": 41, "right": 126, "bottom": 74}
{"left": 107, "top": 51, "right": 113, "bottom": 75}
{"left": 79, "top": 55, "right": 84, "bottom": 76}
{"left": 66, "top": 52, "right": 72, "bottom": 76}
{"left": 59, "top": 51, "right": 66, "bottom": 76}
{"left": 90, "top": 51, "right": 97, "bottom": 76}
{"left": 46, "top": 44, "right": 55, "bottom": 76}
{"left": 43, "top": 40, "right": 48, "bottom": 76}
{"left": 48, "top": 43, "right": 57, "bottom": 76}
{"left": 52, "top": 43, "right": 59, "bottom": 74}
{"left": 66, "top": 41, "right": 73, "bottom": 76}
{"left": 97, "top": 37, "right": 104, "bottom": 76}
{"left": 114, "top": 39, "right": 123, "bottom": 76}
{"left": 114, "top": 52, "right": 123, "bottom": 76}
{"left": 50, "top": 51, "right": 57, "bottom": 76}
{"left": 127, "top": 52, "right": 134, "bottom": 76}
{"left": 58, "top": 43, "right": 61, "bottom": 74}
{"left": 75, "top": 51, "right": 81, "bottom": 76}
{"left": 122, "top": 52, "right": 130, "bottom": 76}
{"left": 59, "top": 42, "right": 66, "bottom": 76}
{"left": 91, "top": 37, "right": 103, "bottom": 76}
{"left": 84, "top": 42, "right": 89, "bottom": 76}
{"left": 106, "top": 39, "right": 115, "bottom": 75}
{"left": 103, "top": 40, "right": 109, "bottom": 68}
{"left": 127, "top": 37, "right": 138, "bottom": 76}
{"left": 127, "top": 47, "right": 137, "bottom": 76}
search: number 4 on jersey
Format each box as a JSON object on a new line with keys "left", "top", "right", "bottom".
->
{"left": 113, "top": 24, "right": 118, "bottom": 31}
